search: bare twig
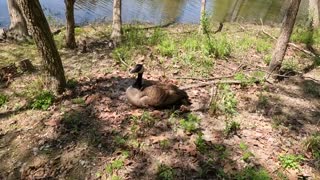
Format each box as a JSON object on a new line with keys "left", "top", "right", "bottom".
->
{"left": 176, "top": 74, "right": 235, "bottom": 81}
{"left": 181, "top": 80, "right": 243, "bottom": 90}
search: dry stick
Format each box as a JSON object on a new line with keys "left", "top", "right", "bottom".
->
{"left": 207, "top": 85, "right": 217, "bottom": 109}
{"left": 181, "top": 80, "right": 242, "bottom": 90}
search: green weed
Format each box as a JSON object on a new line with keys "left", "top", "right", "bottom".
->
{"left": 71, "top": 97, "right": 85, "bottom": 105}
{"left": 114, "top": 135, "right": 127, "bottom": 146}
{"left": 202, "top": 35, "right": 231, "bottom": 58}
{"left": 105, "top": 151, "right": 129, "bottom": 177}
{"left": 291, "top": 27, "right": 313, "bottom": 44}
{"left": 282, "top": 58, "right": 299, "bottom": 72}
{"left": 61, "top": 112, "right": 84, "bottom": 132}
{"left": 233, "top": 166, "right": 271, "bottom": 180}
{"left": 263, "top": 54, "right": 272, "bottom": 65}
{"left": 182, "top": 36, "right": 201, "bottom": 51}
{"left": 149, "top": 28, "right": 166, "bottom": 45}
{"left": 239, "top": 142, "right": 254, "bottom": 162}
{"left": 195, "top": 133, "right": 207, "bottom": 153}
{"left": 30, "top": 91, "right": 54, "bottom": 110}
{"left": 112, "top": 46, "right": 132, "bottom": 65}
{"left": 210, "top": 84, "right": 237, "bottom": 117}
{"left": 179, "top": 113, "right": 201, "bottom": 133}
{"left": 256, "top": 38, "right": 272, "bottom": 53}
{"left": 278, "top": 154, "right": 305, "bottom": 170}
{"left": 156, "top": 164, "right": 175, "bottom": 180}
{"left": 157, "top": 39, "right": 176, "bottom": 57}
{"left": 271, "top": 115, "right": 286, "bottom": 129}
{"left": 302, "top": 80, "right": 320, "bottom": 97}
{"left": 304, "top": 133, "right": 320, "bottom": 159}
{"left": 0, "top": 93, "right": 8, "bottom": 107}
{"left": 159, "top": 139, "right": 171, "bottom": 149}
{"left": 224, "top": 120, "right": 240, "bottom": 136}
{"left": 66, "top": 79, "right": 78, "bottom": 89}
{"left": 257, "top": 94, "right": 269, "bottom": 109}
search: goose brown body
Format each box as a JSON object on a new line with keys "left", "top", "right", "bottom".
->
{"left": 126, "top": 64, "right": 190, "bottom": 108}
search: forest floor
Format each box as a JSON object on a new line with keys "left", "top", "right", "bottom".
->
{"left": 0, "top": 22, "right": 320, "bottom": 180}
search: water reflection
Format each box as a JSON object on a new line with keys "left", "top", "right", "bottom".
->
{"left": 0, "top": 0, "right": 308, "bottom": 28}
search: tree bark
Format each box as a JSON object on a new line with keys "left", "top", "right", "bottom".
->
{"left": 65, "top": 0, "right": 77, "bottom": 49}
{"left": 199, "top": 0, "right": 206, "bottom": 34}
{"left": 16, "top": 0, "right": 67, "bottom": 94}
{"left": 6, "top": 0, "right": 29, "bottom": 40}
{"left": 111, "top": 0, "right": 122, "bottom": 44}
{"left": 309, "top": 0, "right": 320, "bottom": 28}
{"left": 268, "top": 0, "right": 301, "bottom": 74}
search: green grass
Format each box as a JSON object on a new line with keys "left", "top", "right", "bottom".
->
{"left": 233, "top": 166, "right": 271, "bottom": 180}
{"left": 202, "top": 35, "right": 231, "bottom": 58}
{"left": 179, "top": 113, "right": 201, "bottom": 133}
{"left": 195, "top": 133, "right": 208, "bottom": 153}
{"left": 239, "top": 142, "right": 254, "bottom": 162}
{"left": 157, "top": 39, "right": 177, "bottom": 57}
{"left": 156, "top": 164, "right": 175, "bottom": 180}
{"left": 304, "top": 133, "right": 320, "bottom": 159}
{"left": 71, "top": 97, "right": 85, "bottom": 105}
{"left": 30, "top": 91, "right": 55, "bottom": 110}
{"left": 224, "top": 120, "right": 240, "bottom": 136}
{"left": 256, "top": 38, "right": 272, "bottom": 53}
{"left": 105, "top": 151, "right": 129, "bottom": 178}
{"left": 209, "top": 84, "right": 238, "bottom": 117}
{"left": 0, "top": 93, "right": 8, "bottom": 107}
{"left": 282, "top": 58, "right": 299, "bottom": 72}
{"left": 278, "top": 154, "right": 305, "bottom": 170}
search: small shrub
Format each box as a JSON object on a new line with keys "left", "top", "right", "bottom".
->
{"left": 179, "top": 113, "right": 201, "bottom": 133}
{"left": 71, "top": 97, "right": 85, "bottom": 105}
{"left": 210, "top": 84, "right": 237, "bottom": 117}
{"left": 157, "top": 39, "right": 176, "bottom": 57}
{"left": 291, "top": 27, "right": 313, "bottom": 44}
{"left": 156, "top": 164, "right": 175, "bottom": 180}
{"left": 182, "top": 36, "right": 201, "bottom": 51}
{"left": 239, "top": 142, "right": 254, "bottom": 162}
{"left": 263, "top": 54, "right": 272, "bottom": 65}
{"left": 304, "top": 133, "right": 320, "bottom": 159}
{"left": 282, "top": 58, "right": 299, "bottom": 72}
{"left": 257, "top": 94, "right": 269, "bottom": 109}
{"left": 224, "top": 120, "right": 240, "bottom": 136}
{"left": 0, "top": 93, "right": 8, "bottom": 107}
{"left": 105, "top": 151, "right": 129, "bottom": 176}
{"left": 67, "top": 79, "right": 78, "bottom": 89}
{"left": 149, "top": 28, "right": 166, "bottom": 45}
{"left": 278, "top": 154, "right": 305, "bottom": 170}
{"left": 256, "top": 39, "right": 272, "bottom": 53}
{"left": 112, "top": 46, "right": 131, "bottom": 64}
{"left": 30, "top": 91, "right": 54, "bottom": 110}
{"left": 159, "top": 139, "right": 171, "bottom": 149}
{"left": 234, "top": 166, "right": 271, "bottom": 180}
{"left": 195, "top": 133, "right": 207, "bottom": 153}
{"left": 202, "top": 36, "right": 231, "bottom": 58}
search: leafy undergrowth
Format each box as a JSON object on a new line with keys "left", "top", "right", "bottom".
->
{"left": 0, "top": 23, "right": 320, "bottom": 179}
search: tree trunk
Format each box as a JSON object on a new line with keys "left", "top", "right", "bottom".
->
{"left": 309, "top": 0, "right": 320, "bottom": 28}
{"left": 6, "top": 0, "right": 29, "bottom": 40}
{"left": 65, "top": 0, "right": 77, "bottom": 49}
{"left": 268, "top": 0, "right": 301, "bottom": 74}
{"left": 111, "top": 0, "right": 122, "bottom": 44}
{"left": 16, "top": 0, "right": 67, "bottom": 94}
{"left": 199, "top": 0, "right": 206, "bottom": 34}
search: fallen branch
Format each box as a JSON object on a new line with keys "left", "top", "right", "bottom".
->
{"left": 181, "top": 80, "right": 243, "bottom": 90}
{"left": 207, "top": 85, "right": 217, "bottom": 109}
{"left": 176, "top": 74, "right": 235, "bottom": 81}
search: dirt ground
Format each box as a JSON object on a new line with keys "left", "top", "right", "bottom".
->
{"left": 0, "top": 23, "right": 320, "bottom": 179}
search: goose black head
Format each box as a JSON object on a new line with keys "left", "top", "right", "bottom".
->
{"left": 130, "top": 64, "right": 144, "bottom": 74}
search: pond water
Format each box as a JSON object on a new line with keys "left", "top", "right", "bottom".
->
{"left": 0, "top": 0, "right": 308, "bottom": 28}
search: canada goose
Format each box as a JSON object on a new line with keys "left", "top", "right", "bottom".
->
{"left": 126, "top": 64, "right": 190, "bottom": 108}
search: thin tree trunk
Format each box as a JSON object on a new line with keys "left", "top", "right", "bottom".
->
{"left": 17, "top": 0, "right": 67, "bottom": 94}
{"left": 111, "top": 0, "right": 122, "bottom": 44}
{"left": 6, "top": 0, "right": 29, "bottom": 40}
{"left": 309, "top": 0, "right": 320, "bottom": 28}
{"left": 268, "top": 0, "right": 301, "bottom": 74}
{"left": 65, "top": 0, "right": 77, "bottom": 49}
{"left": 199, "top": 0, "right": 206, "bottom": 34}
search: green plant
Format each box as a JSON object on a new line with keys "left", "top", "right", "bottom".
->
{"left": 114, "top": 135, "right": 127, "bottom": 146}
{"left": 271, "top": 115, "right": 286, "bottom": 129}
{"left": 224, "top": 120, "right": 240, "bottom": 136}
{"left": 257, "top": 94, "right": 269, "bottom": 109}
{"left": 278, "top": 154, "right": 305, "bottom": 170}
{"left": 239, "top": 142, "right": 254, "bottom": 162}
{"left": 30, "top": 91, "right": 55, "bottom": 110}
{"left": 256, "top": 38, "right": 272, "bottom": 53}
{"left": 0, "top": 93, "right": 8, "bottom": 107}
{"left": 159, "top": 139, "right": 171, "bottom": 149}
{"left": 179, "top": 113, "right": 201, "bottom": 133}
{"left": 234, "top": 166, "right": 271, "bottom": 180}
{"left": 202, "top": 35, "right": 231, "bottom": 58}
{"left": 149, "top": 28, "right": 166, "bottom": 45}
{"left": 182, "top": 36, "right": 201, "bottom": 51}
{"left": 200, "top": 12, "right": 210, "bottom": 35}
{"left": 67, "top": 79, "right": 78, "bottom": 89}
{"left": 105, "top": 151, "right": 129, "bottom": 177}
{"left": 71, "top": 97, "right": 85, "bottom": 105}
{"left": 61, "top": 112, "right": 84, "bottom": 132}
{"left": 282, "top": 58, "right": 299, "bottom": 72}
{"left": 112, "top": 46, "right": 131, "bottom": 65}
{"left": 210, "top": 84, "right": 237, "bottom": 117}
{"left": 157, "top": 39, "right": 176, "bottom": 57}
{"left": 304, "top": 133, "right": 320, "bottom": 159}
{"left": 302, "top": 80, "right": 320, "bottom": 97}
{"left": 156, "top": 164, "right": 175, "bottom": 180}
{"left": 195, "top": 133, "right": 207, "bottom": 153}
{"left": 263, "top": 54, "right": 272, "bottom": 65}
